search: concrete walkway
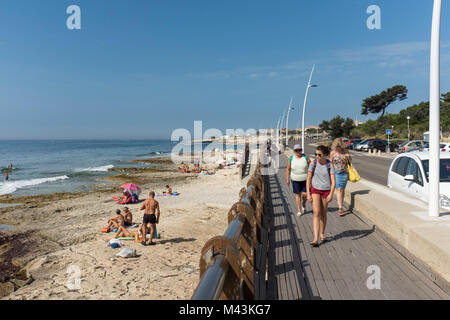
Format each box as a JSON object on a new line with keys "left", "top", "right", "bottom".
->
{"left": 261, "top": 155, "right": 449, "bottom": 300}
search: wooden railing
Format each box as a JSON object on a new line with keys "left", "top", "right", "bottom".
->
{"left": 191, "top": 152, "right": 267, "bottom": 300}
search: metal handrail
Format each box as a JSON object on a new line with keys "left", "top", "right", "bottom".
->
{"left": 191, "top": 257, "right": 229, "bottom": 300}
{"left": 191, "top": 152, "right": 263, "bottom": 300}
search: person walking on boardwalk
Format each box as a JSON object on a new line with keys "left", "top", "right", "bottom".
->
{"left": 330, "top": 138, "right": 352, "bottom": 217}
{"left": 286, "top": 144, "right": 311, "bottom": 216}
{"left": 306, "top": 145, "right": 336, "bottom": 247}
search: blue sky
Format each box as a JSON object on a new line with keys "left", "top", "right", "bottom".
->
{"left": 0, "top": 0, "right": 450, "bottom": 139}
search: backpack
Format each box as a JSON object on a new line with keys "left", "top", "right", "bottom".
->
{"left": 290, "top": 154, "right": 308, "bottom": 165}
{"left": 311, "top": 159, "right": 331, "bottom": 176}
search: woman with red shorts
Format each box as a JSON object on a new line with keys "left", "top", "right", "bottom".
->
{"left": 306, "top": 145, "right": 336, "bottom": 247}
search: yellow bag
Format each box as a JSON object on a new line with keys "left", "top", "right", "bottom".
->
{"left": 347, "top": 159, "right": 360, "bottom": 183}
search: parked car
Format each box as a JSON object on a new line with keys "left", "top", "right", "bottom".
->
{"left": 442, "top": 143, "right": 450, "bottom": 152}
{"left": 398, "top": 140, "right": 427, "bottom": 153}
{"left": 409, "top": 142, "right": 449, "bottom": 153}
{"left": 387, "top": 151, "right": 450, "bottom": 210}
{"left": 354, "top": 139, "right": 371, "bottom": 151}
{"left": 364, "top": 139, "right": 398, "bottom": 152}
{"left": 346, "top": 139, "right": 362, "bottom": 149}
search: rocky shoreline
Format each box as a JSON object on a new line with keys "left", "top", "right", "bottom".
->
{"left": 0, "top": 156, "right": 243, "bottom": 299}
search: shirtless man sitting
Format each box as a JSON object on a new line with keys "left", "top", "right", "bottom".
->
{"left": 106, "top": 209, "right": 124, "bottom": 230}
{"left": 122, "top": 207, "right": 133, "bottom": 226}
{"left": 140, "top": 191, "right": 160, "bottom": 246}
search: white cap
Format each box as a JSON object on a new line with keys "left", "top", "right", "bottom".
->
{"left": 293, "top": 144, "right": 302, "bottom": 151}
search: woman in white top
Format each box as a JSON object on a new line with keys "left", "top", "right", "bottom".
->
{"left": 286, "top": 145, "right": 311, "bottom": 216}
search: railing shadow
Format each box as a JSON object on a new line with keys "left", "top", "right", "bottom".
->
{"left": 266, "top": 167, "right": 321, "bottom": 300}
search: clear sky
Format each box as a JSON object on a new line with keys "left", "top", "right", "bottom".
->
{"left": 1, "top": 0, "right": 450, "bottom": 139}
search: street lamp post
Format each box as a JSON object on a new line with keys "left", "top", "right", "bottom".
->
{"left": 285, "top": 97, "right": 294, "bottom": 147}
{"left": 276, "top": 115, "right": 281, "bottom": 149}
{"left": 429, "top": 0, "right": 442, "bottom": 217}
{"left": 407, "top": 115, "right": 411, "bottom": 141}
{"left": 301, "top": 64, "right": 318, "bottom": 150}
{"left": 279, "top": 109, "right": 286, "bottom": 149}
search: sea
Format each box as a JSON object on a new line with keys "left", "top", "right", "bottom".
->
{"left": 0, "top": 140, "right": 178, "bottom": 198}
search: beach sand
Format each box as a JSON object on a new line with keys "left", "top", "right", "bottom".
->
{"left": 0, "top": 158, "right": 243, "bottom": 300}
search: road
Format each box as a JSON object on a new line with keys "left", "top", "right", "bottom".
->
{"left": 287, "top": 139, "right": 394, "bottom": 186}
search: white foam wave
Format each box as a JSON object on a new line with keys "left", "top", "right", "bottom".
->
{"left": 0, "top": 175, "right": 70, "bottom": 195}
{"left": 74, "top": 165, "right": 114, "bottom": 172}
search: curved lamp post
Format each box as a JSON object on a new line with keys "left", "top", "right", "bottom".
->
{"left": 301, "top": 64, "right": 318, "bottom": 150}
{"left": 285, "top": 97, "right": 294, "bottom": 147}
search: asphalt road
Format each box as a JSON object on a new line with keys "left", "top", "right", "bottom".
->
{"left": 288, "top": 139, "right": 394, "bottom": 186}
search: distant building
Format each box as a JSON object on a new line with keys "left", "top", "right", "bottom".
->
{"left": 354, "top": 120, "right": 364, "bottom": 127}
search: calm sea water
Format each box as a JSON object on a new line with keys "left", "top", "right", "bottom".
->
{"left": 0, "top": 140, "right": 177, "bottom": 197}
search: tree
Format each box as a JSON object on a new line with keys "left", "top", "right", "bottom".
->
{"left": 319, "top": 120, "right": 330, "bottom": 132}
{"left": 342, "top": 118, "right": 356, "bottom": 137}
{"left": 361, "top": 85, "right": 408, "bottom": 118}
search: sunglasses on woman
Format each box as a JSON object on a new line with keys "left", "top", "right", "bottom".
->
{"left": 315, "top": 153, "right": 323, "bottom": 157}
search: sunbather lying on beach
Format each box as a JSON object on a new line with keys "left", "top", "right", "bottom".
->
{"left": 106, "top": 209, "right": 125, "bottom": 230}
{"left": 162, "top": 185, "right": 172, "bottom": 195}
{"left": 115, "top": 223, "right": 145, "bottom": 239}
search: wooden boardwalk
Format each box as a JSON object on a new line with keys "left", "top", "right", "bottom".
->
{"left": 257, "top": 156, "right": 449, "bottom": 300}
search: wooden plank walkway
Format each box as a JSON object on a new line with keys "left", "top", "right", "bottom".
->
{"left": 260, "top": 155, "right": 449, "bottom": 300}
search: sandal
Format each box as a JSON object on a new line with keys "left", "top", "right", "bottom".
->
{"left": 310, "top": 241, "right": 319, "bottom": 247}
{"left": 321, "top": 237, "right": 331, "bottom": 243}
{"left": 339, "top": 208, "right": 345, "bottom": 216}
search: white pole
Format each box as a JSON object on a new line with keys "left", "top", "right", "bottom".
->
{"left": 302, "top": 64, "right": 316, "bottom": 150}
{"left": 407, "top": 116, "right": 410, "bottom": 141}
{"left": 429, "top": 0, "right": 442, "bottom": 217}
{"left": 276, "top": 116, "right": 281, "bottom": 148}
{"left": 280, "top": 109, "right": 286, "bottom": 148}
{"left": 285, "top": 96, "right": 294, "bottom": 147}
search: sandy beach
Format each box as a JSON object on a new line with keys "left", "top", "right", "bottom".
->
{"left": 0, "top": 157, "right": 244, "bottom": 299}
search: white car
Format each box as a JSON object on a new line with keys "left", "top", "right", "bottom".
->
{"left": 411, "top": 142, "right": 450, "bottom": 152}
{"left": 441, "top": 143, "right": 450, "bottom": 152}
{"left": 387, "top": 151, "right": 450, "bottom": 210}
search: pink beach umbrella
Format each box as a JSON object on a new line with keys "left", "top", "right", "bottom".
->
{"left": 120, "top": 183, "right": 142, "bottom": 196}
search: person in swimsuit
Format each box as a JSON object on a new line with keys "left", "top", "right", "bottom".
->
{"left": 330, "top": 138, "right": 352, "bottom": 216}
{"left": 306, "top": 145, "right": 336, "bottom": 247}
{"left": 140, "top": 191, "right": 160, "bottom": 246}
{"left": 162, "top": 185, "right": 173, "bottom": 195}
{"left": 122, "top": 207, "right": 133, "bottom": 226}
{"left": 114, "top": 223, "right": 150, "bottom": 240}
{"left": 106, "top": 209, "right": 124, "bottom": 230}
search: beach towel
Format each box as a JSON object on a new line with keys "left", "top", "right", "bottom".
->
{"left": 112, "top": 196, "right": 132, "bottom": 204}
{"left": 155, "top": 192, "right": 180, "bottom": 197}
{"left": 125, "top": 223, "right": 139, "bottom": 229}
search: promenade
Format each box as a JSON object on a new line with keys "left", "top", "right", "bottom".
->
{"left": 258, "top": 155, "right": 449, "bottom": 300}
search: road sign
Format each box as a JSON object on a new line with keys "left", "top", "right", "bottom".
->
{"left": 386, "top": 129, "right": 392, "bottom": 135}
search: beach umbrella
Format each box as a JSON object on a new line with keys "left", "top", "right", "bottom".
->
{"left": 120, "top": 183, "right": 142, "bottom": 196}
